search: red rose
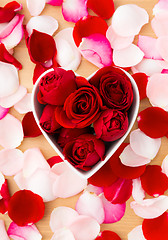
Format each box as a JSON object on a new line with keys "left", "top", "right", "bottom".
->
{"left": 37, "top": 68, "right": 77, "bottom": 105}
{"left": 90, "top": 66, "right": 133, "bottom": 110}
{"left": 63, "top": 134, "right": 105, "bottom": 171}
{"left": 94, "top": 109, "right": 129, "bottom": 141}
{"left": 39, "top": 105, "right": 61, "bottom": 133}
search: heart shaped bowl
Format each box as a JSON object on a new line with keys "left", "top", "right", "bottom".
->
{"left": 32, "top": 68, "right": 139, "bottom": 179}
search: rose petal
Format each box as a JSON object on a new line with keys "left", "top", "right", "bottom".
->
{"left": 132, "top": 73, "right": 148, "bottom": 100}
{"left": 113, "top": 44, "right": 144, "bottom": 68}
{"left": 79, "top": 33, "right": 112, "bottom": 68}
{"left": 96, "top": 231, "right": 121, "bottom": 240}
{"left": 111, "top": 4, "right": 149, "bottom": 37}
{"left": 46, "top": 0, "right": 63, "bottom": 6}
{"left": 132, "top": 178, "right": 145, "bottom": 203}
{"left": 0, "top": 175, "right": 10, "bottom": 214}
{"left": 131, "top": 195, "right": 168, "bottom": 219}
{"left": 47, "top": 156, "right": 63, "bottom": 168}
{"left": 22, "top": 112, "right": 42, "bottom": 138}
{"left": 0, "top": 61, "right": 19, "bottom": 98}
{"left": 14, "top": 171, "right": 27, "bottom": 190}
{"left": 0, "top": 106, "right": 9, "bottom": 120}
{"left": 153, "top": 0, "right": 168, "bottom": 15}
{"left": 162, "top": 154, "right": 168, "bottom": 177}
{"left": 62, "top": 0, "right": 88, "bottom": 23}
{"left": 0, "top": 113, "right": 23, "bottom": 148}
{"left": 8, "top": 222, "right": 42, "bottom": 240}
{"left": 156, "top": 36, "right": 168, "bottom": 63}
{"left": 51, "top": 228, "right": 75, "bottom": 240}
{"left": 0, "top": 220, "right": 10, "bottom": 240}
{"left": 26, "top": 15, "right": 58, "bottom": 36}
{"left": 128, "top": 225, "right": 146, "bottom": 240}
{"left": 75, "top": 191, "right": 105, "bottom": 224}
{"left": 0, "top": 14, "right": 20, "bottom": 39}
{"left": 86, "top": 184, "right": 103, "bottom": 196}
{"left": 4, "top": 1, "right": 22, "bottom": 12}
{"left": 151, "top": 13, "right": 168, "bottom": 37}
{"left": 14, "top": 93, "right": 32, "bottom": 114}
{"left": 87, "top": 0, "right": 114, "bottom": 19}
{"left": 137, "top": 107, "right": 168, "bottom": 138}
{"left": 26, "top": 0, "right": 46, "bottom": 16}
{"left": 54, "top": 28, "right": 81, "bottom": 71}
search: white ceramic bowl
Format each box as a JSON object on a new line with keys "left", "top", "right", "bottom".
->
{"left": 32, "top": 68, "right": 139, "bottom": 179}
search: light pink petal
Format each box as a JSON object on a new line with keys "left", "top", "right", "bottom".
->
{"left": 46, "top": 0, "right": 63, "bottom": 6}
{"left": 147, "top": 73, "right": 168, "bottom": 111}
{"left": 50, "top": 207, "right": 79, "bottom": 232}
{"left": 62, "top": 0, "right": 88, "bottom": 23}
{"left": 132, "top": 59, "right": 168, "bottom": 76}
{"left": 137, "top": 35, "right": 162, "bottom": 60}
{"left": 0, "top": 62, "right": 19, "bottom": 98}
{"left": 132, "top": 178, "right": 145, "bottom": 203}
{"left": 23, "top": 148, "right": 50, "bottom": 178}
{"left": 153, "top": 0, "right": 168, "bottom": 15}
{"left": 51, "top": 229, "right": 75, "bottom": 240}
{"left": 130, "top": 195, "right": 168, "bottom": 219}
{"left": 111, "top": 4, "right": 149, "bottom": 37}
{"left": 151, "top": 13, "right": 168, "bottom": 37}
{"left": 120, "top": 144, "right": 151, "bottom": 167}
{"left": 0, "top": 149, "right": 24, "bottom": 176}
{"left": 52, "top": 162, "right": 87, "bottom": 198}
{"left": 0, "top": 106, "right": 9, "bottom": 120}
{"left": 69, "top": 215, "right": 100, "bottom": 240}
{"left": 0, "top": 220, "right": 10, "bottom": 240}
{"left": 0, "top": 85, "right": 27, "bottom": 108}
{"left": 14, "top": 172, "right": 27, "bottom": 190}
{"left": 26, "top": 16, "right": 58, "bottom": 36}
{"left": 113, "top": 44, "right": 144, "bottom": 67}
{"left": 86, "top": 184, "right": 103, "bottom": 196}
{"left": 0, "top": 114, "right": 23, "bottom": 149}
{"left": 26, "top": 0, "right": 46, "bottom": 16}
{"left": 79, "top": 33, "right": 112, "bottom": 68}
{"left": 14, "top": 93, "right": 32, "bottom": 114}
{"left": 130, "top": 129, "right": 161, "bottom": 159}
{"left": 54, "top": 28, "right": 81, "bottom": 71}
{"left": 100, "top": 195, "right": 126, "bottom": 224}
{"left": 156, "top": 36, "right": 168, "bottom": 62}
{"left": 8, "top": 222, "right": 42, "bottom": 240}
{"left": 0, "top": 15, "right": 20, "bottom": 39}
{"left": 128, "top": 225, "right": 146, "bottom": 240}
{"left": 161, "top": 155, "right": 168, "bottom": 177}
{"left": 0, "top": 172, "right": 5, "bottom": 190}
{"left": 75, "top": 191, "right": 105, "bottom": 224}
{"left": 106, "top": 25, "right": 134, "bottom": 50}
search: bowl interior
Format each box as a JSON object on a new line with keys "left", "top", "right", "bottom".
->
{"left": 32, "top": 68, "right": 140, "bottom": 179}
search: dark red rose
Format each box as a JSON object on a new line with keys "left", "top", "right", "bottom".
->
{"left": 63, "top": 134, "right": 105, "bottom": 171}
{"left": 57, "top": 127, "right": 91, "bottom": 148}
{"left": 39, "top": 105, "right": 61, "bottom": 133}
{"left": 90, "top": 66, "right": 133, "bottom": 110}
{"left": 94, "top": 109, "right": 128, "bottom": 141}
{"left": 37, "top": 68, "right": 77, "bottom": 105}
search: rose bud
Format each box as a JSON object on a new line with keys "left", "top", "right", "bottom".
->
{"left": 37, "top": 67, "right": 77, "bottom": 105}
{"left": 94, "top": 109, "right": 129, "bottom": 142}
{"left": 40, "top": 105, "right": 61, "bottom": 133}
{"left": 90, "top": 66, "right": 133, "bottom": 110}
{"left": 63, "top": 134, "right": 105, "bottom": 171}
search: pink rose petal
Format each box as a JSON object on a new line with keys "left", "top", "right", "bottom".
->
{"left": 132, "top": 178, "right": 145, "bottom": 203}
{"left": 111, "top": 4, "right": 149, "bottom": 37}
{"left": 0, "top": 220, "right": 10, "bottom": 240}
{"left": 162, "top": 155, "right": 168, "bottom": 177}
{"left": 0, "top": 114, "right": 23, "bottom": 149}
{"left": 79, "top": 33, "right": 112, "bottom": 68}
{"left": 156, "top": 36, "right": 168, "bottom": 62}
{"left": 0, "top": 15, "right": 20, "bottom": 39}
{"left": 113, "top": 44, "right": 144, "bottom": 67}
{"left": 14, "top": 171, "right": 27, "bottom": 190}
{"left": 153, "top": 0, "right": 168, "bottom": 15}
{"left": 14, "top": 93, "right": 32, "bottom": 114}
{"left": 62, "top": 0, "right": 88, "bottom": 23}
{"left": 75, "top": 191, "right": 105, "bottom": 224}
{"left": 0, "top": 61, "right": 19, "bottom": 98}
{"left": 130, "top": 129, "right": 161, "bottom": 159}
{"left": 8, "top": 222, "right": 42, "bottom": 240}
{"left": 128, "top": 225, "right": 146, "bottom": 240}
{"left": 54, "top": 28, "right": 81, "bottom": 71}
{"left": 0, "top": 106, "right": 9, "bottom": 120}
{"left": 86, "top": 184, "right": 103, "bottom": 196}
{"left": 46, "top": 0, "right": 63, "bottom": 6}
{"left": 130, "top": 195, "right": 168, "bottom": 219}
{"left": 106, "top": 25, "right": 134, "bottom": 50}
{"left": 50, "top": 207, "right": 79, "bottom": 232}
{"left": 51, "top": 229, "right": 75, "bottom": 240}
{"left": 0, "top": 149, "right": 24, "bottom": 176}
{"left": 26, "top": 0, "right": 46, "bottom": 16}
{"left": 120, "top": 144, "right": 151, "bottom": 167}
{"left": 151, "top": 13, "right": 168, "bottom": 37}
{"left": 26, "top": 16, "right": 58, "bottom": 36}
{"left": 0, "top": 85, "right": 27, "bottom": 108}
{"left": 137, "top": 35, "right": 162, "bottom": 60}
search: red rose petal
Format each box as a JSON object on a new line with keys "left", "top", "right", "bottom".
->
{"left": 0, "top": 178, "right": 10, "bottom": 214}
{"left": 142, "top": 212, "right": 168, "bottom": 240}
{"left": 140, "top": 165, "right": 168, "bottom": 197}
{"left": 87, "top": 0, "right": 115, "bottom": 19}
{"left": 95, "top": 230, "right": 121, "bottom": 240}
{"left": 73, "top": 15, "right": 108, "bottom": 47}
{"left": 8, "top": 190, "right": 45, "bottom": 226}
{"left": 4, "top": 1, "right": 22, "bottom": 12}
{"left": 138, "top": 107, "right": 168, "bottom": 138}
{"left": 0, "top": 7, "right": 15, "bottom": 23}
{"left": 47, "top": 156, "right": 63, "bottom": 168}
{"left": 132, "top": 73, "right": 148, "bottom": 100}
{"left": 22, "top": 112, "right": 42, "bottom": 138}
{"left": 88, "top": 161, "right": 118, "bottom": 187}
{"left": 109, "top": 143, "right": 146, "bottom": 179}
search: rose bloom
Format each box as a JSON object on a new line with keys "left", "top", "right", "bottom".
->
{"left": 63, "top": 134, "right": 105, "bottom": 171}
{"left": 37, "top": 68, "right": 77, "bottom": 105}
{"left": 89, "top": 66, "right": 133, "bottom": 110}
{"left": 94, "top": 109, "right": 129, "bottom": 142}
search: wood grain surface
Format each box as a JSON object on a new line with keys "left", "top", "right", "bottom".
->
{"left": 1, "top": 0, "right": 168, "bottom": 239}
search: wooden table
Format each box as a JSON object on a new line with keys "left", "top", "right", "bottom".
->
{"left": 1, "top": 0, "right": 168, "bottom": 239}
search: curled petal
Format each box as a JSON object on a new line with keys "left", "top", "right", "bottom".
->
{"left": 14, "top": 93, "right": 32, "bottom": 114}
{"left": 0, "top": 106, "right": 9, "bottom": 120}
{"left": 0, "top": 220, "right": 10, "bottom": 240}
{"left": 26, "top": 0, "right": 46, "bottom": 16}
{"left": 22, "top": 112, "right": 42, "bottom": 138}
{"left": 162, "top": 155, "right": 168, "bottom": 177}
{"left": 128, "top": 225, "right": 146, "bottom": 240}
{"left": 79, "top": 33, "right": 112, "bottom": 68}
{"left": 51, "top": 228, "right": 75, "bottom": 240}
{"left": 132, "top": 178, "right": 145, "bottom": 203}
{"left": 87, "top": 0, "right": 114, "bottom": 19}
